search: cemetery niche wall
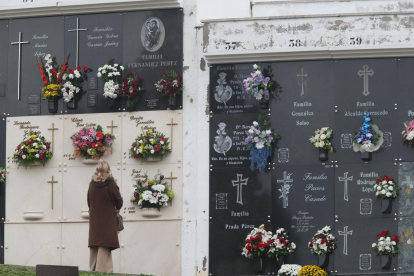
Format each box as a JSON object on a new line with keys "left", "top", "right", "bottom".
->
{"left": 209, "top": 59, "right": 414, "bottom": 275}
{"left": 0, "top": 8, "right": 183, "bottom": 276}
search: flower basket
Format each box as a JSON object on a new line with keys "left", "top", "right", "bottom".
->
{"left": 131, "top": 171, "right": 174, "bottom": 211}
{"left": 70, "top": 125, "right": 115, "bottom": 161}
{"left": 245, "top": 116, "right": 276, "bottom": 172}
{"left": 97, "top": 58, "right": 124, "bottom": 100}
{"left": 48, "top": 98, "right": 58, "bottom": 113}
{"left": 119, "top": 72, "right": 143, "bottom": 111}
{"left": 141, "top": 208, "right": 163, "bottom": 217}
{"left": 13, "top": 132, "right": 53, "bottom": 169}
{"left": 352, "top": 110, "right": 383, "bottom": 158}
{"left": 372, "top": 230, "right": 399, "bottom": 264}
{"left": 308, "top": 226, "right": 336, "bottom": 257}
{"left": 243, "top": 63, "right": 272, "bottom": 103}
{"left": 155, "top": 70, "right": 183, "bottom": 108}
{"left": 130, "top": 128, "right": 171, "bottom": 162}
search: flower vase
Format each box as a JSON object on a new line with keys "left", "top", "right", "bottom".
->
{"left": 361, "top": 151, "right": 372, "bottom": 161}
{"left": 381, "top": 198, "right": 392, "bottom": 213}
{"left": 381, "top": 255, "right": 392, "bottom": 269}
{"left": 107, "top": 97, "right": 115, "bottom": 108}
{"left": 48, "top": 99, "right": 58, "bottom": 113}
{"left": 253, "top": 258, "right": 263, "bottom": 272}
{"left": 275, "top": 255, "right": 287, "bottom": 270}
{"left": 319, "top": 148, "right": 328, "bottom": 162}
{"left": 259, "top": 98, "right": 269, "bottom": 109}
{"left": 82, "top": 158, "right": 99, "bottom": 164}
{"left": 66, "top": 99, "right": 77, "bottom": 110}
{"left": 317, "top": 254, "right": 329, "bottom": 269}
{"left": 168, "top": 96, "right": 177, "bottom": 110}
{"left": 126, "top": 99, "right": 135, "bottom": 111}
{"left": 141, "top": 208, "right": 162, "bottom": 217}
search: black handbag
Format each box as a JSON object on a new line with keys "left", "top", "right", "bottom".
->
{"left": 105, "top": 186, "right": 124, "bottom": 231}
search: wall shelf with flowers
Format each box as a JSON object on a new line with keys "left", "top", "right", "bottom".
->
{"left": 130, "top": 128, "right": 171, "bottom": 162}
{"left": 130, "top": 172, "right": 174, "bottom": 217}
{"left": 372, "top": 230, "right": 399, "bottom": 269}
{"left": 97, "top": 58, "right": 124, "bottom": 107}
{"left": 70, "top": 125, "right": 115, "bottom": 164}
{"left": 155, "top": 70, "right": 183, "bottom": 110}
{"left": 13, "top": 132, "right": 53, "bottom": 169}
{"left": 308, "top": 226, "right": 336, "bottom": 269}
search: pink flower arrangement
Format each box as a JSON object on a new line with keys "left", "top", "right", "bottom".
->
{"left": 402, "top": 120, "right": 414, "bottom": 147}
{"left": 70, "top": 125, "right": 115, "bottom": 160}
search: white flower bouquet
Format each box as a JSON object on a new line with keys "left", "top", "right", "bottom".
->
{"left": 374, "top": 175, "right": 401, "bottom": 199}
{"left": 61, "top": 66, "right": 90, "bottom": 103}
{"left": 372, "top": 230, "right": 399, "bottom": 256}
{"left": 278, "top": 264, "right": 302, "bottom": 276}
{"left": 243, "top": 64, "right": 271, "bottom": 101}
{"left": 309, "top": 127, "right": 333, "bottom": 152}
{"left": 268, "top": 228, "right": 296, "bottom": 260}
{"left": 97, "top": 58, "right": 124, "bottom": 99}
{"left": 308, "top": 226, "right": 336, "bottom": 255}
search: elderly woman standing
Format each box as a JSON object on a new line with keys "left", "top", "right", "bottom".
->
{"left": 87, "top": 161, "right": 123, "bottom": 273}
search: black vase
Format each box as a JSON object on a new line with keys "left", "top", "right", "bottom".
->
{"left": 319, "top": 148, "right": 328, "bottom": 162}
{"left": 66, "top": 99, "right": 77, "bottom": 110}
{"left": 107, "top": 97, "right": 115, "bottom": 108}
{"left": 381, "top": 255, "right": 392, "bottom": 269}
{"left": 275, "top": 255, "right": 287, "bottom": 270}
{"left": 253, "top": 258, "right": 263, "bottom": 272}
{"left": 361, "top": 151, "right": 372, "bottom": 161}
{"left": 126, "top": 99, "right": 134, "bottom": 111}
{"left": 381, "top": 198, "right": 392, "bottom": 213}
{"left": 48, "top": 99, "right": 58, "bottom": 113}
{"left": 168, "top": 96, "right": 177, "bottom": 110}
{"left": 317, "top": 254, "right": 329, "bottom": 269}
{"left": 259, "top": 98, "right": 269, "bottom": 109}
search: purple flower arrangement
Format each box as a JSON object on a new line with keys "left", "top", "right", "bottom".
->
{"left": 243, "top": 64, "right": 271, "bottom": 101}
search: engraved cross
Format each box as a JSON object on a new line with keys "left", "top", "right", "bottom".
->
{"left": 11, "top": 32, "right": 30, "bottom": 100}
{"left": 339, "top": 226, "right": 353, "bottom": 255}
{"left": 167, "top": 118, "right": 178, "bottom": 152}
{"left": 232, "top": 174, "right": 248, "bottom": 205}
{"left": 48, "top": 123, "right": 58, "bottom": 155}
{"left": 339, "top": 172, "right": 353, "bottom": 201}
{"left": 358, "top": 65, "right": 374, "bottom": 96}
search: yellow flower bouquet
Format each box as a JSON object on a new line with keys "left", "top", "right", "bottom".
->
{"left": 298, "top": 266, "right": 327, "bottom": 276}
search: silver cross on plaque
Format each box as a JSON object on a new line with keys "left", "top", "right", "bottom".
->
{"left": 68, "top": 18, "right": 88, "bottom": 67}
{"left": 11, "top": 32, "right": 29, "bottom": 100}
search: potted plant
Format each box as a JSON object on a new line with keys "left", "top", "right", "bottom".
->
{"left": 155, "top": 70, "right": 183, "bottom": 110}
{"left": 374, "top": 175, "right": 401, "bottom": 213}
{"left": 35, "top": 53, "right": 70, "bottom": 113}
{"left": 97, "top": 59, "right": 124, "bottom": 107}
{"left": 70, "top": 125, "right": 115, "bottom": 164}
{"left": 244, "top": 116, "right": 276, "bottom": 172}
{"left": 62, "top": 66, "right": 90, "bottom": 109}
{"left": 402, "top": 120, "right": 414, "bottom": 148}
{"left": 268, "top": 228, "right": 296, "bottom": 269}
{"left": 13, "top": 132, "right": 53, "bottom": 169}
{"left": 119, "top": 72, "right": 144, "bottom": 111}
{"left": 130, "top": 127, "right": 171, "bottom": 162}
{"left": 309, "top": 127, "right": 333, "bottom": 162}
{"left": 241, "top": 224, "right": 273, "bottom": 272}
{"left": 277, "top": 265, "right": 302, "bottom": 276}
{"left": 308, "top": 226, "right": 336, "bottom": 269}
{"left": 243, "top": 63, "right": 272, "bottom": 109}
{"left": 352, "top": 110, "right": 383, "bottom": 161}
{"left": 298, "top": 265, "right": 328, "bottom": 276}
{"left": 372, "top": 230, "right": 399, "bottom": 269}
{"left": 130, "top": 171, "right": 174, "bottom": 217}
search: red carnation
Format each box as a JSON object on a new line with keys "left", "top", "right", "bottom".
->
{"left": 69, "top": 68, "right": 74, "bottom": 74}
{"left": 166, "top": 84, "right": 171, "bottom": 88}
{"left": 321, "top": 239, "right": 326, "bottom": 243}
{"left": 92, "top": 143, "right": 96, "bottom": 148}
{"left": 254, "top": 245, "right": 259, "bottom": 250}
{"left": 178, "top": 75, "right": 182, "bottom": 79}
{"left": 162, "top": 89, "right": 165, "bottom": 93}
{"left": 328, "top": 241, "right": 333, "bottom": 245}
{"left": 46, "top": 143, "right": 50, "bottom": 149}
{"left": 381, "top": 230, "right": 388, "bottom": 236}
{"left": 387, "top": 178, "right": 393, "bottom": 182}
{"left": 82, "top": 66, "right": 89, "bottom": 71}
{"left": 76, "top": 66, "right": 81, "bottom": 71}
{"left": 376, "top": 179, "right": 381, "bottom": 184}
{"left": 161, "top": 81, "right": 166, "bottom": 85}
{"left": 250, "top": 237, "right": 256, "bottom": 241}
{"left": 130, "top": 92, "right": 136, "bottom": 98}
{"left": 132, "top": 143, "right": 134, "bottom": 147}
{"left": 383, "top": 175, "right": 388, "bottom": 180}
{"left": 137, "top": 77, "right": 142, "bottom": 81}
{"left": 177, "top": 82, "right": 182, "bottom": 87}
{"left": 25, "top": 141, "right": 29, "bottom": 145}
{"left": 159, "top": 137, "right": 165, "bottom": 142}
{"left": 124, "top": 81, "right": 128, "bottom": 85}
{"left": 133, "top": 87, "right": 138, "bottom": 92}
{"left": 127, "top": 72, "right": 132, "bottom": 76}
{"left": 133, "top": 82, "right": 138, "bottom": 86}
{"left": 168, "top": 78, "right": 173, "bottom": 82}
{"left": 160, "top": 73, "right": 165, "bottom": 76}
{"left": 167, "top": 91, "right": 172, "bottom": 96}
{"left": 377, "top": 234, "right": 381, "bottom": 239}
{"left": 122, "top": 78, "right": 127, "bottom": 81}
{"left": 173, "top": 85, "right": 178, "bottom": 89}
{"left": 51, "top": 68, "right": 56, "bottom": 73}
{"left": 58, "top": 76, "right": 62, "bottom": 83}
{"left": 392, "top": 235, "right": 399, "bottom": 242}
{"left": 53, "top": 73, "right": 58, "bottom": 77}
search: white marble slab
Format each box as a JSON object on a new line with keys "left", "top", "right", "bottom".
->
{"left": 62, "top": 113, "right": 123, "bottom": 168}
{"left": 122, "top": 110, "right": 183, "bottom": 165}
{"left": 6, "top": 115, "right": 63, "bottom": 169}
{"left": 119, "top": 221, "right": 181, "bottom": 276}
{"left": 6, "top": 168, "right": 62, "bottom": 222}
{"left": 61, "top": 222, "right": 121, "bottom": 273}
{"left": 4, "top": 223, "right": 61, "bottom": 266}
{"left": 62, "top": 166, "right": 122, "bottom": 221}
{"left": 120, "top": 164, "right": 182, "bottom": 221}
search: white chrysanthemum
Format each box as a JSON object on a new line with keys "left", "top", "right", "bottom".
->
{"left": 149, "top": 197, "right": 158, "bottom": 204}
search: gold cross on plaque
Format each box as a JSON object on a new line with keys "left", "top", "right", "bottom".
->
{"left": 48, "top": 123, "right": 58, "bottom": 155}
{"left": 166, "top": 118, "right": 178, "bottom": 152}
{"left": 165, "top": 171, "right": 177, "bottom": 206}
{"left": 47, "top": 176, "right": 58, "bottom": 209}
{"left": 106, "top": 120, "right": 118, "bottom": 154}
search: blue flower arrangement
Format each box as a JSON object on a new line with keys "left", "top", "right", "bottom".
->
{"left": 352, "top": 110, "right": 381, "bottom": 150}
{"left": 244, "top": 116, "right": 276, "bottom": 172}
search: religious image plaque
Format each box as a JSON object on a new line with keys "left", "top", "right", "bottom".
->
{"left": 27, "top": 94, "right": 41, "bottom": 104}
{"left": 87, "top": 93, "right": 98, "bottom": 107}
{"left": 145, "top": 98, "right": 160, "bottom": 110}
{"left": 28, "top": 104, "right": 40, "bottom": 115}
